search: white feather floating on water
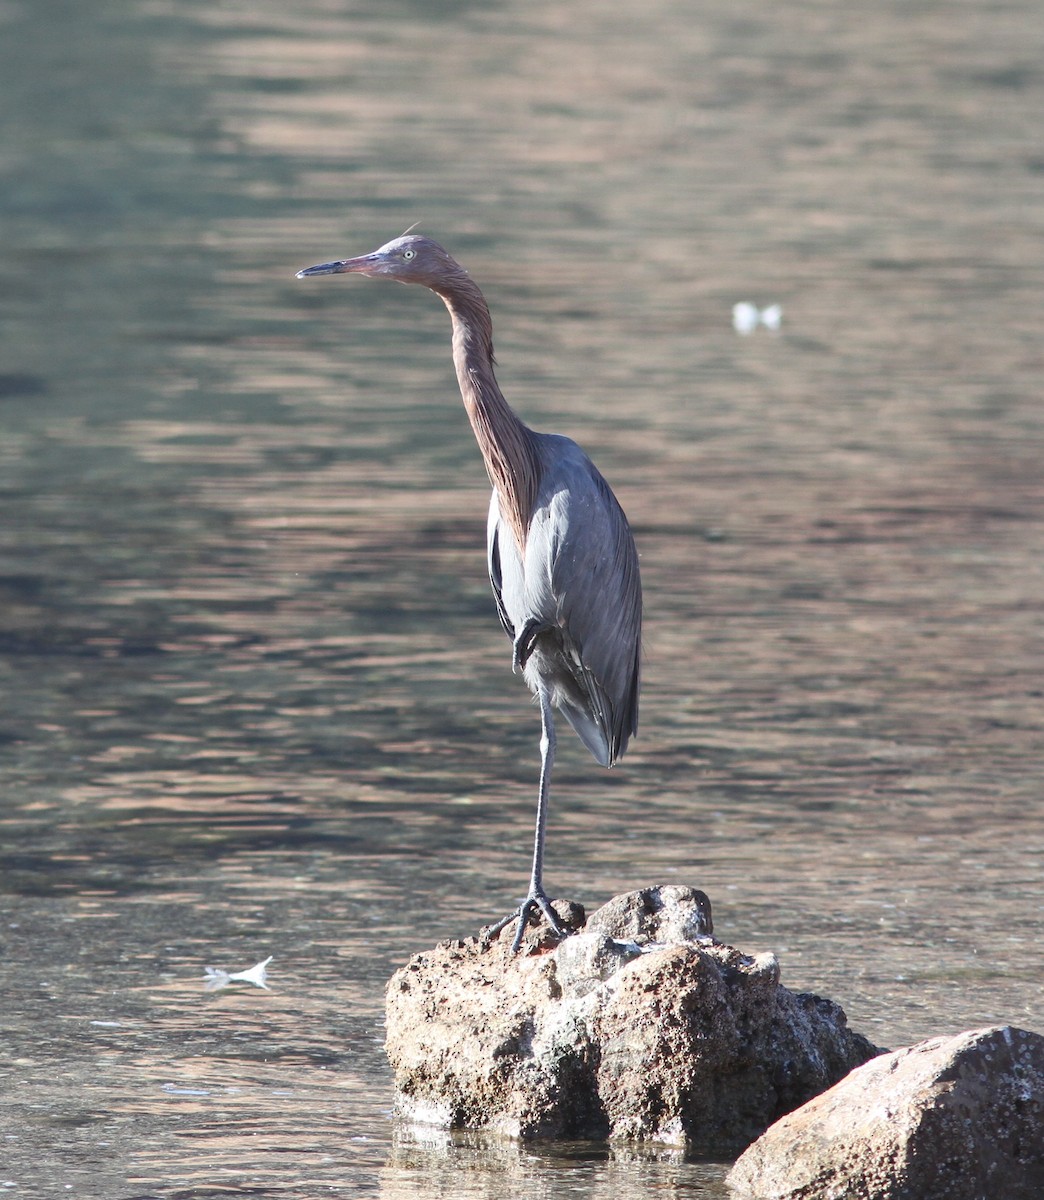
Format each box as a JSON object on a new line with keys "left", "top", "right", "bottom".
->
{"left": 732, "top": 302, "right": 782, "bottom": 335}
{"left": 202, "top": 955, "right": 273, "bottom": 992}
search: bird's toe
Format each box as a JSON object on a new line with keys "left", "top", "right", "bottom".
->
{"left": 481, "top": 893, "right": 581, "bottom": 954}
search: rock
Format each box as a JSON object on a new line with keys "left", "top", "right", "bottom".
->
{"left": 585, "top": 883, "right": 713, "bottom": 944}
{"left": 726, "top": 1025, "right": 1044, "bottom": 1200}
{"left": 384, "top": 887, "right": 879, "bottom": 1153}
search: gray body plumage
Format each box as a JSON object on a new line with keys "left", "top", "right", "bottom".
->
{"left": 487, "top": 432, "right": 640, "bottom": 768}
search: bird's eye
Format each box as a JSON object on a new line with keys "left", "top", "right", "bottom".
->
{"left": 402, "top": 249, "right": 416, "bottom": 261}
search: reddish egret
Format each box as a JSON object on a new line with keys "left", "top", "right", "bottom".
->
{"left": 296, "top": 235, "right": 641, "bottom": 951}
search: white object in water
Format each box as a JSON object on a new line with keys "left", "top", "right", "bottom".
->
{"left": 732, "top": 302, "right": 782, "bottom": 335}
{"left": 202, "top": 955, "right": 273, "bottom": 992}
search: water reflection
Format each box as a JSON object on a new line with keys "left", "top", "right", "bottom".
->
{"left": 383, "top": 1129, "right": 730, "bottom": 1199}
{"left": 1, "top": 0, "right": 1042, "bottom": 1196}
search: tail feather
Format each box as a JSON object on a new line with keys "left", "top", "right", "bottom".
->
{"left": 558, "top": 695, "right": 613, "bottom": 768}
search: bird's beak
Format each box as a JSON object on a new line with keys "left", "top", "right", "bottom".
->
{"left": 295, "top": 253, "right": 380, "bottom": 279}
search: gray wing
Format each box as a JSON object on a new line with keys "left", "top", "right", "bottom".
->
{"left": 486, "top": 489, "right": 515, "bottom": 641}
{"left": 486, "top": 434, "right": 641, "bottom": 767}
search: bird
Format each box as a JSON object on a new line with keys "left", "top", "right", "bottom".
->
{"left": 296, "top": 234, "right": 641, "bottom": 952}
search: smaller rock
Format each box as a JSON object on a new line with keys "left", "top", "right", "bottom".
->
{"left": 727, "top": 1024, "right": 1044, "bottom": 1200}
{"left": 586, "top": 884, "right": 713, "bottom": 944}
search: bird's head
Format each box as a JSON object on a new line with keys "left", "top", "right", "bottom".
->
{"left": 295, "top": 234, "right": 465, "bottom": 291}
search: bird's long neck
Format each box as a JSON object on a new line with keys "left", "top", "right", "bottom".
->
{"left": 435, "top": 274, "right": 540, "bottom": 553}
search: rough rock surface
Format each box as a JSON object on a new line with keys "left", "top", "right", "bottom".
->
{"left": 727, "top": 1024, "right": 1044, "bottom": 1200}
{"left": 384, "top": 886, "right": 879, "bottom": 1152}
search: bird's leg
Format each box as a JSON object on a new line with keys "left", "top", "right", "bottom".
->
{"left": 484, "top": 687, "right": 568, "bottom": 952}
{"left": 524, "top": 686, "right": 562, "bottom": 930}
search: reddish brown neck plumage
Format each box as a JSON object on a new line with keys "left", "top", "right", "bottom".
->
{"left": 434, "top": 273, "right": 540, "bottom": 554}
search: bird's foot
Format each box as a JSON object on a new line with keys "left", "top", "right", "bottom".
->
{"left": 483, "top": 890, "right": 571, "bottom": 954}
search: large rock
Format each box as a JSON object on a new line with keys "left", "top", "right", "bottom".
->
{"left": 384, "top": 886, "right": 879, "bottom": 1153}
{"left": 727, "top": 1025, "right": 1044, "bottom": 1200}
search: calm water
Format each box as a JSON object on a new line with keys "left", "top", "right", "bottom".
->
{"left": 1, "top": 0, "right": 1042, "bottom": 1195}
